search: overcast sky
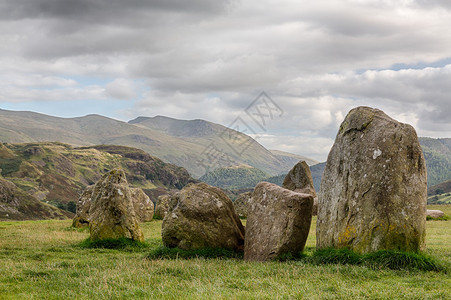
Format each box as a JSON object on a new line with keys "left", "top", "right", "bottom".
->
{"left": 1, "top": 0, "right": 451, "bottom": 161}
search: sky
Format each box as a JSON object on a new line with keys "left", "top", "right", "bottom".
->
{"left": 1, "top": 0, "right": 451, "bottom": 162}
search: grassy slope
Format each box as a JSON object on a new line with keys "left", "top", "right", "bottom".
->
{"left": 0, "top": 142, "right": 195, "bottom": 220}
{"left": 0, "top": 205, "right": 450, "bottom": 299}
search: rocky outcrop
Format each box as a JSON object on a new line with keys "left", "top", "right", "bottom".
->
{"left": 155, "top": 194, "right": 171, "bottom": 219}
{"left": 130, "top": 188, "right": 154, "bottom": 222}
{"left": 244, "top": 182, "right": 313, "bottom": 261}
{"left": 317, "top": 106, "right": 427, "bottom": 253}
{"left": 427, "top": 210, "right": 445, "bottom": 219}
{"left": 72, "top": 185, "right": 94, "bottom": 227}
{"left": 283, "top": 161, "right": 318, "bottom": 215}
{"left": 0, "top": 177, "right": 70, "bottom": 221}
{"left": 88, "top": 169, "right": 144, "bottom": 242}
{"left": 233, "top": 191, "right": 252, "bottom": 218}
{"left": 161, "top": 183, "right": 245, "bottom": 251}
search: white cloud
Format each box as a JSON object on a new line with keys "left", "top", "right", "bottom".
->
{"left": 0, "top": 0, "right": 451, "bottom": 160}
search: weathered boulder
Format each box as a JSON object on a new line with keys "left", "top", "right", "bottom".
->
{"left": 283, "top": 160, "right": 318, "bottom": 215}
{"left": 317, "top": 106, "right": 427, "bottom": 253}
{"left": 130, "top": 188, "right": 154, "bottom": 222}
{"left": 88, "top": 169, "right": 144, "bottom": 242}
{"left": 244, "top": 182, "right": 313, "bottom": 261}
{"left": 233, "top": 191, "right": 252, "bottom": 218}
{"left": 72, "top": 185, "right": 94, "bottom": 228}
{"left": 162, "top": 183, "right": 245, "bottom": 251}
{"left": 72, "top": 184, "right": 153, "bottom": 226}
{"left": 155, "top": 194, "right": 171, "bottom": 219}
{"left": 427, "top": 210, "right": 445, "bottom": 219}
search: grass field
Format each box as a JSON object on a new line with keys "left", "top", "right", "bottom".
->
{"left": 1, "top": 205, "right": 450, "bottom": 299}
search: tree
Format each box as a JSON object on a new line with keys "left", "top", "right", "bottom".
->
{"left": 67, "top": 201, "right": 77, "bottom": 213}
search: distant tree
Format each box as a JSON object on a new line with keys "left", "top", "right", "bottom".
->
{"left": 56, "top": 202, "right": 66, "bottom": 211}
{"left": 67, "top": 201, "right": 77, "bottom": 213}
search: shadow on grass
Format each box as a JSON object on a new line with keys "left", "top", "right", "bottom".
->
{"left": 307, "top": 248, "right": 447, "bottom": 272}
{"left": 146, "top": 246, "right": 243, "bottom": 260}
{"left": 78, "top": 237, "right": 149, "bottom": 252}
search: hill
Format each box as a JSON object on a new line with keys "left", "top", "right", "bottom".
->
{"left": 0, "top": 142, "right": 196, "bottom": 220}
{"left": 419, "top": 138, "right": 451, "bottom": 186}
{"left": 0, "top": 109, "right": 316, "bottom": 178}
{"left": 0, "top": 177, "right": 71, "bottom": 221}
{"left": 269, "top": 150, "right": 319, "bottom": 167}
{"left": 199, "top": 164, "right": 269, "bottom": 190}
{"left": 428, "top": 180, "right": 451, "bottom": 196}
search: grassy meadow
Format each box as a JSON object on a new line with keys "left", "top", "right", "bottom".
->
{"left": 1, "top": 205, "right": 450, "bottom": 299}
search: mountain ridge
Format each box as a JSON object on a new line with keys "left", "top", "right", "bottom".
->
{"left": 0, "top": 108, "right": 313, "bottom": 178}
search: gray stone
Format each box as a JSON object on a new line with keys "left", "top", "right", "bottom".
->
{"left": 88, "top": 169, "right": 144, "bottom": 242}
{"left": 244, "top": 182, "right": 313, "bottom": 261}
{"left": 72, "top": 185, "right": 94, "bottom": 228}
{"left": 162, "top": 183, "right": 245, "bottom": 251}
{"left": 427, "top": 209, "right": 445, "bottom": 219}
{"left": 233, "top": 191, "right": 252, "bottom": 218}
{"left": 130, "top": 188, "right": 154, "bottom": 222}
{"left": 283, "top": 160, "right": 318, "bottom": 215}
{"left": 155, "top": 194, "right": 171, "bottom": 219}
{"left": 317, "top": 106, "right": 427, "bottom": 253}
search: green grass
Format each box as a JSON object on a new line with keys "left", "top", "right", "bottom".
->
{"left": 0, "top": 205, "right": 450, "bottom": 299}
{"left": 308, "top": 248, "right": 446, "bottom": 272}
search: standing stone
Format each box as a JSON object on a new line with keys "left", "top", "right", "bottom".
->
{"left": 244, "top": 182, "right": 313, "bottom": 261}
{"left": 162, "top": 183, "right": 245, "bottom": 251}
{"left": 155, "top": 194, "right": 171, "bottom": 219}
{"left": 317, "top": 106, "right": 427, "bottom": 253}
{"left": 72, "top": 185, "right": 94, "bottom": 228}
{"left": 130, "top": 188, "right": 154, "bottom": 222}
{"left": 233, "top": 191, "right": 252, "bottom": 218}
{"left": 89, "top": 169, "right": 144, "bottom": 242}
{"left": 283, "top": 161, "right": 318, "bottom": 215}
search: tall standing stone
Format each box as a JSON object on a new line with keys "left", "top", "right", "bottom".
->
{"left": 245, "top": 182, "right": 313, "bottom": 261}
{"left": 317, "top": 106, "right": 427, "bottom": 253}
{"left": 283, "top": 161, "right": 318, "bottom": 215}
{"left": 162, "top": 183, "right": 245, "bottom": 251}
{"left": 89, "top": 169, "right": 144, "bottom": 242}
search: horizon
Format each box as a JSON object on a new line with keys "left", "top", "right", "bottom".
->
{"left": 1, "top": 105, "right": 449, "bottom": 163}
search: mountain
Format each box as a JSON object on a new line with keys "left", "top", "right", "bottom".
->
{"left": 269, "top": 150, "right": 319, "bottom": 167}
{"left": 419, "top": 138, "right": 451, "bottom": 186}
{"left": 200, "top": 164, "right": 270, "bottom": 190}
{"left": 0, "top": 109, "right": 315, "bottom": 178}
{"left": 0, "top": 142, "right": 196, "bottom": 220}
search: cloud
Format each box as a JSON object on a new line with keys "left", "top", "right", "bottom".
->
{"left": 1, "top": 0, "right": 451, "bottom": 160}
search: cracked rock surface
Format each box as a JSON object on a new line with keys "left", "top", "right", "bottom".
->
{"left": 317, "top": 106, "right": 427, "bottom": 253}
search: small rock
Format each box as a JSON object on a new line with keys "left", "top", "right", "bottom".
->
{"left": 155, "top": 194, "right": 171, "bottom": 219}
{"left": 427, "top": 209, "right": 445, "bottom": 219}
